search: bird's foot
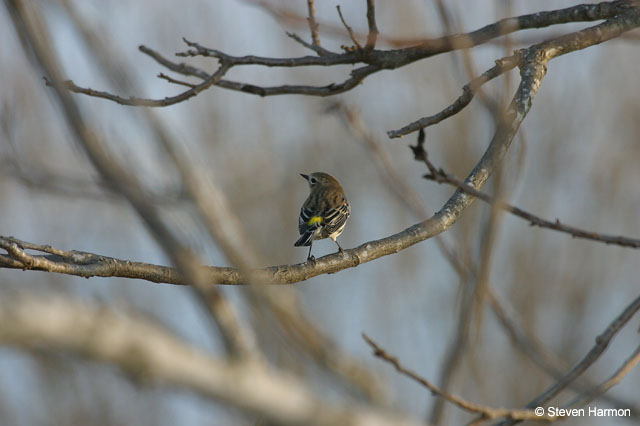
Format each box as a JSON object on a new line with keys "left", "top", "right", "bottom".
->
{"left": 307, "top": 255, "right": 316, "bottom": 262}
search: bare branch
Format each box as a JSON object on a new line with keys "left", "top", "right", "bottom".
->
{"left": 362, "top": 334, "right": 558, "bottom": 422}
{"left": 135, "top": 45, "right": 384, "bottom": 98}
{"left": 567, "top": 344, "right": 640, "bottom": 409}
{"left": 139, "top": 45, "right": 210, "bottom": 79}
{"left": 157, "top": 72, "right": 196, "bottom": 88}
{"left": 495, "top": 293, "right": 640, "bottom": 426}
{"left": 247, "top": 0, "right": 640, "bottom": 48}
{"left": 0, "top": 296, "right": 419, "bottom": 426}
{"left": 6, "top": 0, "right": 259, "bottom": 360}
{"left": 487, "top": 289, "right": 640, "bottom": 417}
{"left": 3, "top": 0, "right": 566, "bottom": 288}
{"left": 304, "top": 0, "right": 331, "bottom": 55}
{"left": 9, "top": 0, "right": 624, "bottom": 291}
{"left": 411, "top": 130, "right": 640, "bottom": 249}
{"left": 387, "top": 55, "right": 520, "bottom": 138}
{"left": 44, "top": 61, "right": 230, "bottom": 107}
{"left": 364, "top": 0, "right": 378, "bottom": 49}
{"left": 286, "top": 31, "right": 335, "bottom": 55}
{"left": 61, "top": 1, "right": 635, "bottom": 103}
{"left": 0, "top": 224, "right": 464, "bottom": 285}
{"left": 327, "top": 102, "right": 470, "bottom": 282}
{"left": 306, "top": 0, "right": 320, "bottom": 43}
{"left": 336, "top": 5, "right": 362, "bottom": 49}
{"left": 177, "top": 37, "right": 357, "bottom": 66}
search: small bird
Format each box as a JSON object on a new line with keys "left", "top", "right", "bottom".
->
{"left": 295, "top": 172, "right": 350, "bottom": 261}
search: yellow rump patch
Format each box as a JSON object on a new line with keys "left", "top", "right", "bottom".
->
{"left": 307, "top": 216, "right": 323, "bottom": 225}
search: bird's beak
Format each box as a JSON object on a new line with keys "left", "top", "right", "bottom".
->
{"left": 300, "top": 174, "right": 309, "bottom": 181}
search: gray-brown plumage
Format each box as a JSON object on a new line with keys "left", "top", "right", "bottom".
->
{"left": 295, "top": 172, "right": 350, "bottom": 260}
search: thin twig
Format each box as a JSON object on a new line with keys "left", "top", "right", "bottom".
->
{"left": 387, "top": 55, "right": 519, "bottom": 138}
{"left": 495, "top": 293, "right": 640, "bottom": 426}
{"left": 177, "top": 37, "right": 357, "bottom": 66}
{"left": 566, "top": 344, "right": 640, "bottom": 409}
{"left": 44, "top": 61, "right": 230, "bottom": 107}
{"left": 336, "top": 5, "right": 362, "bottom": 49}
{"left": 158, "top": 72, "right": 196, "bottom": 88}
{"left": 411, "top": 129, "right": 640, "bottom": 249}
{"left": 362, "top": 334, "right": 558, "bottom": 422}
{"left": 487, "top": 288, "right": 640, "bottom": 416}
{"left": 306, "top": 0, "right": 321, "bottom": 49}
{"left": 286, "top": 31, "right": 334, "bottom": 55}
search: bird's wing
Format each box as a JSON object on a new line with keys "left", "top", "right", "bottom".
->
{"left": 322, "top": 202, "right": 350, "bottom": 235}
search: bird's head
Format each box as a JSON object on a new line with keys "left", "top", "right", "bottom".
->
{"left": 300, "top": 172, "right": 340, "bottom": 190}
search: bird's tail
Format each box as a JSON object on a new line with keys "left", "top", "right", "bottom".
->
{"left": 294, "top": 230, "right": 315, "bottom": 247}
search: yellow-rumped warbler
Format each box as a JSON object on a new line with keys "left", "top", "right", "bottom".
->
{"left": 295, "top": 172, "right": 350, "bottom": 261}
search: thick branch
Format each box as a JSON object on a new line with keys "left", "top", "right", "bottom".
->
{"left": 10, "top": 5, "right": 637, "bottom": 287}
{"left": 2, "top": 0, "right": 557, "bottom": 288}
{"left": 6, "top": 0, "right": 259, "bottom": 359}
{"left": 0, "top": 296, "right": 419, "bottom": 426}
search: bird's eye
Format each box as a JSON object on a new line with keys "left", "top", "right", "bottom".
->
{"left": 310, "top": 177, "right": 317, "bottom": 184}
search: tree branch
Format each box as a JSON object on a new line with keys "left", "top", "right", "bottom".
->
{"left": 3, "top": 0, "right": 565, "bottom": 288}
{"left": 487, "top": 289, "right": 640, "bottom": 416}
{"left": 45, "top": 61, "right": 231, "bottom": 107}
{"left": 362, "top": 334, "right": 558, "bottom": 422}
{"left": 305, "top": 0, "right": 330, "bottom": 55}
{"left": 0, "top": 296, "right": 419, "bottom": 426}
{"left": 59, "top": 1, "right": 635, "bottom": 104}
{"left": 412, "top": 130, "right": 640, "bottom": 249}
{"left": 336, "top": 5, "right": 362, "bottom": 49}
{"left": 11, "top": 3, "right": 635, "bottom": 287}
{"left": 566, "top": 344, "right": 640, "bottom": 409}
{"left": 387, "top": 55, "right": 520, "bottom": 138}
{"left": 364, "top": 0, "right": 378, "bottom": 49}
{"left": 246, "top": 0, "right": 640, "bottom": 48}
{"left": 6, "top": 0, "right": 259, "bottom": 360}
{"left": 495, "top": 293, "right": 640, "bottom": 426}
